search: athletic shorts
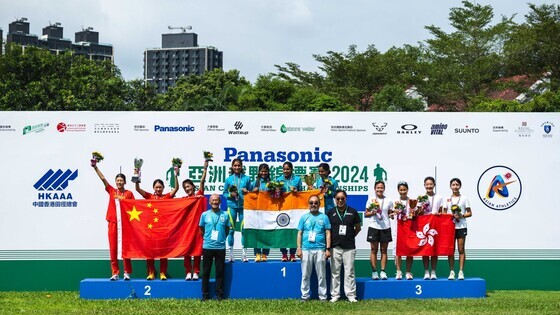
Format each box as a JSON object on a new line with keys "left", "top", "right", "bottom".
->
{"left": 455, "top": 228, "right": 467, "bottom": 239}
{"left": 367, "top": 227, "right": 392, "bottom": 243}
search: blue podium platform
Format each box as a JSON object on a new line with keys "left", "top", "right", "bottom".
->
{"left": 80, "top": 278, "right": 212, "bottom": 299}
{"left": 80, "top": 261, "right": 486, "bottom": 300}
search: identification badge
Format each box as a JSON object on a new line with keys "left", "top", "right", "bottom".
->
{"left": 339, "top": 225, "right": 347, "bottom": 235}
{"left": 308, "top": 231, "right": 316, "bottom": 242}
{"left": 211, "top": 230, "right": 219, "bottom": 241}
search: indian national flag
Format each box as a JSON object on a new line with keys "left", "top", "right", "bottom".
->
{"left": 243, "top": 190, "right": 324, "bottom": 249}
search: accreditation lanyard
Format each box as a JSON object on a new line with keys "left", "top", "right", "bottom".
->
{"left": 210, "top": 211, "right": 220, "bottom": 241}
{"left": 337, "top": 206, "right": 348, "bottom": 235}
{"left": 307, "top": 214, "right": 318, "bottom": 242}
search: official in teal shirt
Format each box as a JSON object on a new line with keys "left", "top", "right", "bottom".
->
{"left": 199, "top": 194, "right": 231, "bottom": 301}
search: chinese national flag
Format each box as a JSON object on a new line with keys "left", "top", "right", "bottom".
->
{"left": 117, "top": 198, "right": 205, "bottom": 259}
{"left": 396, "top": 215, "right": 455, "bottom": 256}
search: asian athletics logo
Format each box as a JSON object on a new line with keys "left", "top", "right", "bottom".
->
{"left": 477, "top": 166, "right": 522, "bottom": 211}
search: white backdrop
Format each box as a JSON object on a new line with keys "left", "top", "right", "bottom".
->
{"left": 0, "top": 112, "right": 557, "bottom": 258}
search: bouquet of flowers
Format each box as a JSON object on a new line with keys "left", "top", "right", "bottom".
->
{"left": 91, "top": 151, "right": 104, "bottom": 166}
{"left": 203, "top": 151, "right": 214, "bottom": 162}
{"left": 228, "top": 185, "right": 239, "bottom": 201}
{"left": 394, "top": 201, "right": 407, "bottom": 221}
{"left": 450, "top": 205, "right": 463, "bottom": 223}
{"left": 417, "top": 194, "right": 430, "bottom": 214}
{"left": 302, "top": 172, "right": 317, "bottom": 188}
{"left": 266, "top": 181, "right": 285, "bottom": 199}
{"left": 172, "top": 158, "right": 183, "bottom": 176}
{"left": 321, "top": 178, "right": 333, "bottom": 195}
{"left": 367, "top": 200, "right": 383, "bottom": 220}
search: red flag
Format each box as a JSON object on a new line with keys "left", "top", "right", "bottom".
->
{"left": 118, "top": 198, "right": 205, "bottom": 259}
{"left": 396, "top": 215, "right": 455, "bottom": 256}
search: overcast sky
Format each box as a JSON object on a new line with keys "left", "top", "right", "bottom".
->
{"left": 1, "top": 0, "right": 557, "bottom": 83}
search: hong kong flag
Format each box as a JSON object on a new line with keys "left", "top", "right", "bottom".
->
{"left": 396, "top": 215, "right": 455, "bottom": 256}
{"left": 117, "top": 198, "right": 205, "bottom": 258}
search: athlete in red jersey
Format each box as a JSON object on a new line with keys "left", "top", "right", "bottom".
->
{"left": 136, "top": 171, "right": 179, "bottom": 280}
{"left": 92, "top": 163, "right": 135, "bottom": 281}
{"left": 182, "top": 160, "right": 208, "bottom": 280}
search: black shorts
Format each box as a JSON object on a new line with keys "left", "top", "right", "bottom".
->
{"left": 367, "top": 227, "right": 392, "bottom": 243}
{"left": 455, "top": 228, "right": 467, "bottom": 239}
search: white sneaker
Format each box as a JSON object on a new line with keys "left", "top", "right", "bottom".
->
{"left": 372, "top": 271, "right": 379, "bottom": 280}
{"left": 242, "top": 248, "right": 248, "bottom": 262}
{"left": 330, "top": 297, "right": 339, "bottom": 303}
{"left": 380, "top": 271, "right": 388, "bottom": 280}
{"left": 185, "top": 273, "right": 192, "bottom": 281}
{"left": 458, "top": 270, "right": 464, "bottom": 280}
{"left": 228, "top": 248, "right": 235, "bottom": 262}
{"left": 348, "top": 298, "right": 358, "bottom": 303}
{"left": 406, "top": 272, "right": 413, "bottom": 280}
{"left": 448, "top": 270, "right": 455, "bottom": 280}
{"left": 123, "top": 273, "right": 130, "bottom": 281}
{"left": 395, "top": 270, "right": 403, "bottom": 280}
{"left": 430, "top": 270, "right": 437, "bottom": 280}
{"left": 109, "top": 274, "right": 119, "bottom": 281}
{"left": 192, "top": 273, "right": 199, "bottom": 280}
{"left": 423, "top": 270, "right": 430, "bottom": 280}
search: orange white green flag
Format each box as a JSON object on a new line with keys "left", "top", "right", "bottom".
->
{"left": 243, "top": 190, "right": 324, "bottom": 249}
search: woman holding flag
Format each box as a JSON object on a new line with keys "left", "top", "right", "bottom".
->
{"left": 251, "top": 163, "right": 272, "bottom": 262}
{"left": 276, "top": 161, "right": 303, "bottom": 262}
{"left": 444, "top": 178, "right": 472, "bottom": 280}
{"left": 392, "top": 181, "right": 414, "bottom": 280}
{"left": 181, "top": 160, "right": 208, "bottom": 280}
{"left": 420, "top": 176, "right": 445, "bottom": 280}
{"left": 223, "top": 158, "right": 252, "bottom": 262}
{"left": 136, "top": 169, "right": 179, "bottom": 280}
{"left": 91, "top": 156, "right": 135, "bottom": 281}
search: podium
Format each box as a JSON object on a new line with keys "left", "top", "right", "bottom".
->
{"left": 80, "top": 261, "right": 485, "bottom": 300}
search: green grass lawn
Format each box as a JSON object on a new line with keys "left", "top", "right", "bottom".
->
{"left": 0, "top": 290, "right": 559, "bottom": 315}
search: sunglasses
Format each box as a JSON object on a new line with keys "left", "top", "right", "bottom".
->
{"left": 335, "top": 197, "right": 346, "bottom": 201}
{"left": 308, "top": 201, "right": 319, "bottom": 205}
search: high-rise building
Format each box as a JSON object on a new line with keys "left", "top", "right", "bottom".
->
{"left": 5, "top": 18, "right": 112, "bottom": 61}
{"left": 73, "top": 27, "right": 113, "bottom": 61}
{"left": 144, "top": 29, "right": 223, "bottom": 92}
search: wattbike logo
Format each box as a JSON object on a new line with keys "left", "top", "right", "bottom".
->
{"left": 477, "top": 166, "right": 522, "bottom": 211}
{"left": 32, "top": 169, "right": 79, "bottom": 208}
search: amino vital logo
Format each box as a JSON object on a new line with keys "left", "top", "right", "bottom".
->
{"left": 154, "top": 125, "right": 195, "bottom": 132}
{"left": 477, "top": 166, "right": 521, "bottom": 211}
{"left": 431, "top": 123, "right": 447, "bottom": 135}
{"left": 34, "top": 169, "right": 78, "bottom": 191}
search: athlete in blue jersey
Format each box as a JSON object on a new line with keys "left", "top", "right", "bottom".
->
{"left": 275, "top": 162, "right": 303, "bottom": 261}
{"left": 251, "top": 163, "right": 271, "bottom": 262}
{"left": 223, "top": 158, "right": 252, "bottom": 262}
{"left": 314, "top": 163, "right": 338, "bottom": 212}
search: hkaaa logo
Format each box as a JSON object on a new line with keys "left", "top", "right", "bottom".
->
{"left": 477, "top": 166, "right": 521, "bottom": 211}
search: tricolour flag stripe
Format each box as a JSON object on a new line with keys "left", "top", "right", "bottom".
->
{"left": 243, "top": 190, "right": 324, "bottom": 248}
